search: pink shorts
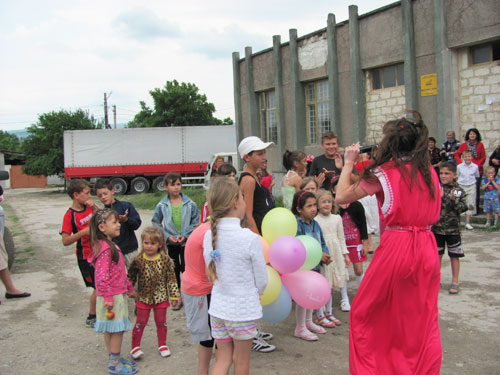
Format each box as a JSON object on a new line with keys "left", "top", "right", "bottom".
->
{"left": 347, "top": 245, "right": 367, "bottom": 263}
{"left": 210, "top": 316, "right": 258, "bottom": 343}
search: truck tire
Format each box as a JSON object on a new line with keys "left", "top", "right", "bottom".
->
{"left": 111, "top": 178, "right": 128, "bottom": 195}
{"left": 4, "top": 227, "right": 15, "bottom": 271}
{"left": 130, "top": 177, "right": 150, "bottom": 194}
{"left": 152, "top": 177, "right": 165, "bottom": 193}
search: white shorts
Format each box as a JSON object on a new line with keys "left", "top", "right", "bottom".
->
{"left": 460, "top": 184, "right": 476, "bottom": 215}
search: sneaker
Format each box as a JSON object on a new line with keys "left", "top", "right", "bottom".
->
{"left": 130, "top": 347, "right": 144, "bottom": 360}
{"left": 340, "top": 298, "right": 351, "bottom": 312}
{"left": 251, "top": 337, "right": 276, "bottom": 353}
{"left": 85, "top": 316, "right": 96, "bottom": 328}
{"left": 158, "top": 345, "right": 171, "bottom": 358}
{"left": 465, "top": 223, "right": 474, "bottom": 230}
{"left": 256, "top": 329, "right": 273, "bottom": 341}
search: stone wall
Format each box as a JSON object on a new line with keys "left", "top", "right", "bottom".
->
{"left": 457, "top": 49, "right": 500, "bottom": 156}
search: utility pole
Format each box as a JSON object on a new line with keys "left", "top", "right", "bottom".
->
{"left": 113, "top": 105, "right": 117, "bottom": 129}
{"left": 104, "top": 92, "right": 112, "bottom": 129}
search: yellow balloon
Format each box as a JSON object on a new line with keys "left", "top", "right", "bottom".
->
{"left": 260, "top": 266, "right": 282, "bottom": 306}
{"left": 261, "top": 207, "right": 298, "bottom": 244}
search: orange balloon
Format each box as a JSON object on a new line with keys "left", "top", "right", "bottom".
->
{"left": 259, "top": 236, "right": 270, "bottom": 264}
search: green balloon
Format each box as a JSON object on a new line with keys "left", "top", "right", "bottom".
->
{"left": 261, "top": 208, "right": 298, "bottom": 244}
{"left": 297, "top": 235, "right": 322, "bottom": 270}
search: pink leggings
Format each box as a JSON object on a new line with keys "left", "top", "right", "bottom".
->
{"left": 132, "top": 301, "right": 168, "bottom": 348}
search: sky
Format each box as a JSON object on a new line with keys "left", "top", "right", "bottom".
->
{"left": 0, "top": 0, "right": 394, "bottom": 131}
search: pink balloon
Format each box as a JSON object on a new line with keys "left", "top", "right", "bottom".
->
{"left": 268, "top": 236, "right": 306, "bottom": 274}
{"left": 281, "top": 271, "right": 331, "bottom": 309}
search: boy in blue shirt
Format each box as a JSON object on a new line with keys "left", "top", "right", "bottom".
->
{"left": 481, "top": 166, "right": 500, "bottom": 226}
{"left": 152, "top": 173, "right": 199, "bottom": 310}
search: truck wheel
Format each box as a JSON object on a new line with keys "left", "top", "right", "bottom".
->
{"left": 130, "top": 177, "right": 150, "bottom": 194}
{"left": 110, "top": 178, "right": 128, "bottom": 195}
{"left": 152, "top": 177, "right": 165, "bottom": 193}
{"left": 4, "top": 227, "right": 15, "bottom": 271}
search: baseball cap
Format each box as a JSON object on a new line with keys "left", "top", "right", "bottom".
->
{"left": 238, "top": 136, "right": 274, "bottom": 158}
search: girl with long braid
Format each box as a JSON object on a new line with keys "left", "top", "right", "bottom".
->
{"left": 203, "top": 178, "right": 268, "bottom": 375}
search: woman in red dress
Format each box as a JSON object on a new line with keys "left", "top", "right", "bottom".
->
{"left": 336, "top": 111, "right": 442, "bottom": 375}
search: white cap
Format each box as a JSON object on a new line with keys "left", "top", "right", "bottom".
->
{"left": 238, "top": 136, "right": 274, "bottom": 158}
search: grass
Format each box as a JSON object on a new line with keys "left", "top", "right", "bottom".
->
{"left": 116, "top": 187, "right": 207, "bottom": 210}
{"left": 2, "top": 203, "right": 36, "bottom": 265}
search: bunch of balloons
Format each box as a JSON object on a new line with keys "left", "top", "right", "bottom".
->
{"left": 258, "top": 208, "right": 331, "bottom": 323}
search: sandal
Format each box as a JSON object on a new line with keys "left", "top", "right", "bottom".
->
{"left": 325, "top": 314, "right": 342, "bottom": 326}
{"left": 340, "top": 299, "right": 351, "bottom": 312}
{"left": 306, "top": 323, "right": 327, "bottom": 334}
{"left": 316, "top": 316, "right": 335, "bottom": 328}
{"left": 108, "top": 363, "right": 138, "bottom": 374}
{"left": 449, "top": 284, "right": 460, "bottom": 294}
{"left": 294, "top": 328, "right": 318, "bottom": 341}
{"left": 120, "top": 358, "right": 136, "bottom": 368}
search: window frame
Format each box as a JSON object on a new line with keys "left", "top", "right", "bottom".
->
{"left": 305, "top": 80, "right": 331, "bottom": 145}
{"left": 471, "top": 40, "right": 500, "bottom": 65}
{"left": 371, "top": 63, "right": 405, "bottom": 90}
{"left": 258, "top": 90, "right": 278, "bottom": 145}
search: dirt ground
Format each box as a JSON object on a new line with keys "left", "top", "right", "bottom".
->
{"left": 1, "top": 187, "right": 499, "bottom": 375}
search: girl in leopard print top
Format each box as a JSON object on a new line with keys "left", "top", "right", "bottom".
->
{"left": 127, "top": 226, "right": 180, "bottom": 360}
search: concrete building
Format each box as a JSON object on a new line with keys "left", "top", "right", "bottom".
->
{"left": 232, "top": 0, "right": 500, "bottom": 173}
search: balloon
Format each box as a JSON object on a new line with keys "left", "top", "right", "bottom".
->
{"left": 261, "top": 208, "right": 298, "bottom": 244}
{"left": 297, "top": 235, "right": 323, "bottom": 270}
{"left": 262, "top": 284, "right": 292, "bottom": 323}
{"left": 259, "top": 236, "right": 270, "bottom": 264}
{"left": 268, "top": 236, "right": 306, "bottom": 274}
{"left": 282, "top": 271, "right": 331, "bottom": 309}
{"left": 260, "top": 266, "right": 282, "bottom": 306}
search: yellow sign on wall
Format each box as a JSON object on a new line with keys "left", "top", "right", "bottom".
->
{"left": 421, "top": 73, "right": 437, "bottom": 96}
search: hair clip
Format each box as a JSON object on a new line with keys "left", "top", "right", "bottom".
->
{"left": 96, "top": 208, "right": 111, "bottom": 224}
{"left": 400, "top": 125, "right": 404, "bottom": 129}
{"left": 210, "top": 249, "right": 221, "bottom": 263}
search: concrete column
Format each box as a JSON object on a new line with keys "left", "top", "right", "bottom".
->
{"left": 289, "top": 29, "right": 306, "bottom": 150}
{"left": 434, "top": 0, "right": 453, "bottom": 142}
{"left": 327, "top": 14, "right": 342, "bottom": 140}
{"left": 245, "top": 47, "right": 260, "bottom": 137}
{"left": 232, "top": 52, "right": 243, "bottom": 145}
{"left": 401, "top": 0, "right": 419, "bottom": 111}
{"left": 273, "top": 35, "right": 286, "bottom": 171}
{"left": 349, "top": 5, "right": 366, "bottom": 144}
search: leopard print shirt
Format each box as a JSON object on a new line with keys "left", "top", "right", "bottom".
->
{"left": 127, "top": 253, "right": 180, "bottom": 305}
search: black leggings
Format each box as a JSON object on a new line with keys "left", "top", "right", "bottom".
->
{"left": 167, "top": 244, "right": 185, "bottom": 288}
{"left": 200, "top": 294, "right": 214, "bottom": 348}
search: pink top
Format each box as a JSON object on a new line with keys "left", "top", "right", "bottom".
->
{"left": 181, "top": 223, "right": 213, "bottom": 296}
{"left": 89, "top": 240, "right": 134, "bottom": 302}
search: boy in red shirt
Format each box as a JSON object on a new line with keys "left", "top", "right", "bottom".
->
{"left": 60, "top": 179, "right": 99, "bottom": 327}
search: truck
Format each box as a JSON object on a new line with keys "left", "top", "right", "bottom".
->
{"left": 64, "top": 125, "right": 237, "bottom": 194}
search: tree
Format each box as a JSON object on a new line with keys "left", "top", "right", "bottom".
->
{"left": 22, "top": 109, "right": 101, "bottom": 176}
{"left": 127, "top": 80, "right": 232, "bottom": 127}
{"left": 0, "top": 131, "right": 21, "bottom": 152}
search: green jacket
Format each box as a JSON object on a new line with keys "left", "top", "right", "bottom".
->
{"left": 432, "top": 183, "right": 468, "bottom": 235}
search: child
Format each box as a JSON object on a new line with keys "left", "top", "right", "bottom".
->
{"left": 96, "top": 179, "right": 142, "bottom": 269}
{"left": 200, "top": 164, "right": 237, "bottom": 223}
{"left": 292, "top": 191, "right": 331, "bottom": 341}
{"left": 203, "top": 178, "right": 268, "bottom": 373}
{"left": 127, "top": 227, "right": 180, "bottom": 359}
{"left": 336, "top": 110, "right": 442, "bottom": 374}
{"left": 300, "top": 177, "right": 319, "bottom": 194}
{"left": 60, "top": 179, "right": 99, "bottom": 327}
{"left": 257, "top": 162, "right": 275, "bottom": 202}
{"left": 88, "top": 209, "right": 137, "bottom": 375}
{"left": 152, "top": 172, "right": 200, "bottom": 310}
{"left": 481, "top": 166, "right": 500, "bottom": 226}
{"left": 431, "top": 162, "right": 468, "bottom": 294}
{"left": 308, "top": 131, "right": 345, "bottom": 190}
{"left": 314, "top": 190, "right": 350, "bottom": 326}
{"left": 457, "top": 150, "right": 480, "bottom": 229}
{"left": 337, "top": 200, "right": 368, "bottom": 310}
{"left": 238, "top": 136, "right": 274, "bottom": 235}
{"left": 281, "top": 150, "right": 307, "bottom": 209}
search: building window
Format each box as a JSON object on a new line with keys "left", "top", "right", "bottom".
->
{"left": 471, "top": 40, "right": 500, "bottom": 65}
{"left": 258, "top": 91, "right": 278, "bottom": 144}
{"left": 371, "top": 63, "right": 404, "bottom": 90}
{"left": 305, "top": 80, "right": 331, "bottom": 144}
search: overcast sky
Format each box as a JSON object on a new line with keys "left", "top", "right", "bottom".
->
{"left": 0, "top": 0, "right": 393, "bottom": 131}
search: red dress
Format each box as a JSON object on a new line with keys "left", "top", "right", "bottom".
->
{"left": 350, "top": 162, "right": 442, "bottom": 375}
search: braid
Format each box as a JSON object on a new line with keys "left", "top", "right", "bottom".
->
{"left": 206, "top": 216, "right": 219, "bottom": 282}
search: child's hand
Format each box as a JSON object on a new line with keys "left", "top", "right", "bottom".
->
{"left": 315, "top": 173, "right": 326, "bottom": 187}
{"left": 334, "top": 153, "right": 344, "bottom": 169}
{"left": 118, "top": 210, "right": 129, "bottom": 222}
{"left": 167, "top": 235, "right": 177, "bottom": 244}
{"left": 104, "top": 301, "right": 114, "bottom": 311}
{"left": 321, "top": 253, "right": 332, "bottom": 264}
{"left": 85, "top": 199, "right": 99, "bottom": 211}
{"left": 171, "top": 298, "right": 181, "bottom": 307}
{"left": 361, "top": 241, "right": 369, "bottom": 256}
{"left": 344, "top": 254, "right": 351, "bottom": 268}
{"left": 177, "top": 235, "right": 186, "bottom": 244}
{"left": 127, "top": 289, "right": 137, "bottom": 299}
{"left": 440, "top": 186, "right": 444, "bottom": 198}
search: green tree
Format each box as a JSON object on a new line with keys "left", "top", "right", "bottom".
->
{"left": 22, "top": 109, "right": 101, "bottom": 176}
{"left": 0, "top": 130, "right": 21, "bottom": 152}
{"left": 127, "top": 80, "right": 232, "bottom": 127}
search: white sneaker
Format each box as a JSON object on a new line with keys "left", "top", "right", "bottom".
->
{"left": 130, "top": 347, "right": 144, "bottom": 360}
{"left": 340, "top": 298, "right": 351, "bottom": 312}
{"left": 465, "top": 223, "right": 474, "bottom": 230}
{"left": 251, "top": 337, "right": 276, "bottom": 353}
{"left": 158, "top": 345, "right": 171, "bottom": 358}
